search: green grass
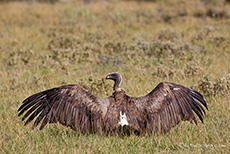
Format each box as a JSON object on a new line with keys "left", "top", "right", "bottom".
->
{"left": 0, "top": 0, "right": 230, "bottom": 153}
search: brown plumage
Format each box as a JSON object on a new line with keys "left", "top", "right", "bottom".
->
{"left": 18, "top": 72, "right": 208, "bottom": 135}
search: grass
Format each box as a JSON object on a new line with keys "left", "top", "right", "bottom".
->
{"left": 0, "top": 0, "right": 230, "bottom": 153}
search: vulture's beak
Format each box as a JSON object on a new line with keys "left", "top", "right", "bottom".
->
{"left": 106, "top": 75, "right": 111, "bottom": 80}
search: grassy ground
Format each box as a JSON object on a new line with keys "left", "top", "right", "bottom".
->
{"left": 0, "top": 0, "right": 230, "bottom": 153}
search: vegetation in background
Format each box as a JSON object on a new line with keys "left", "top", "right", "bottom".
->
{"left": 0, "top": 0, "right": 229, "bottom": 153}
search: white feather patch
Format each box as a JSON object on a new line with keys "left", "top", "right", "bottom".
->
{"left": 118, "top": 111, "right": 129, "bottom": 126}
{"left": 173, "top": 88, "right": 180, "bottom": 91}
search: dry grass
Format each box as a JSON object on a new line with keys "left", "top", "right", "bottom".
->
{"left": 0, "top": 0, "right": 230, "bottom": 153}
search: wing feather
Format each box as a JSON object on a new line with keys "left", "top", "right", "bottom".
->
{"left": 131, "top": 82, "right": 208, "bottom": 134}
{"left": 18, "top": 84, "right": 109, "bottom": 133}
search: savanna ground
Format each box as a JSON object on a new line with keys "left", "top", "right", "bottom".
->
{"left": 0, "top": 0, "right": 230, "bottom": 153}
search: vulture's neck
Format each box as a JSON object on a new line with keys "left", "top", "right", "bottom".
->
{"left": 113, "top": 78, "right": 122, "bottom": 91}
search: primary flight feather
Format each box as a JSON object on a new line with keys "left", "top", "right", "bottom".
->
{"left": 18, "top": 72, "right": 208, "bottom": 135}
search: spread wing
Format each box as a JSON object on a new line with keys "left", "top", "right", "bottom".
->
{"left": 130, "top": 82, "right": 208, "bottom": 134}
{"left": 18, "top": 84, "right": 110, "bottom": 134}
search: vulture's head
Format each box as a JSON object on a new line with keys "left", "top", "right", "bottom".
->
{"left": 106, "top": 72, "right": 122, "bottom": 91}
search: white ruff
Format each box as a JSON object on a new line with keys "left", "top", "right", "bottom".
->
{"left": 118, "top": 111, "right": 129, "bottom": 126}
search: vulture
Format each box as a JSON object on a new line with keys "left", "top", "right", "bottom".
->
{"left": 18, "top": 72, "right": 208, "bottom": 135}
